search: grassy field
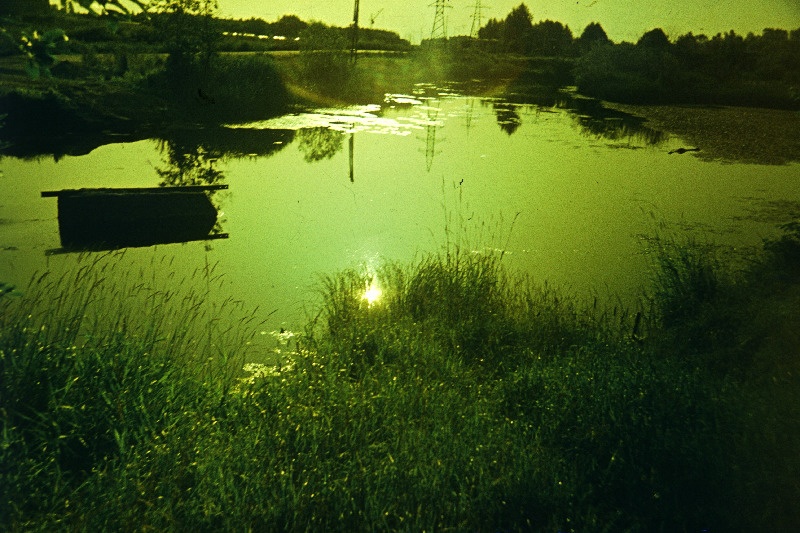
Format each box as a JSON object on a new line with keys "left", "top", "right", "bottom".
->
{"left": 2, "top": 221, "right": 799, "bottom": 531}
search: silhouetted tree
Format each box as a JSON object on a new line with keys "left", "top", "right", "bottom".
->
{"left": 478, "top": 18, "right": 504, "bottom": 41}
{"left": 637, "top": 28, "right": 671, "bottom": 49}
{"left": 705, "top": 30, "right": 748, "bottom": 80}
{"left": 273, "top": 15, "right": 309, "bottom": 38}
{"left": 673, "top": 32, "right": 709, "bottom": 70}
{"left": 502, "top": 3, "right": 533, "bottom": 53}
{"left": 529, "top": 20, "right": 573, "bottom": 56}
{"left": 576, "top": 22, "right": 611, "bottom": 52}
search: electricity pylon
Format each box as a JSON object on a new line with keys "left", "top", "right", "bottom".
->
{"left": 469, "top": 0, "right": 486, "bottom": 39}
{"left": 430, "top": 0, "right": 451, "bottom": 41}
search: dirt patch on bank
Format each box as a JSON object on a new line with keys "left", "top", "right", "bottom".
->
{"left": 604, "top": 103, "right": 800, "bottom": 165}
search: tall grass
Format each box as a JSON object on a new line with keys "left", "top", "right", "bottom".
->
{"left": 2, "top": 225, "right": 800, "bottom": 530}
{"left": 0, "top": 252, "right": 260, "bottom": 528}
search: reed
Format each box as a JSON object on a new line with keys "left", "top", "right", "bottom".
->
{"left": 2, "top": 225, "right": 799, "bottom": 531}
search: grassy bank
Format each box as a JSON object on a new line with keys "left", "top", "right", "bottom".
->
{"left": 2, "top": 223, "right": 800, "bottom": 531}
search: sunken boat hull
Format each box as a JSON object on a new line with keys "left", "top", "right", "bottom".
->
{"left": 42, "top": 185, "right": 228, "bottom": 251}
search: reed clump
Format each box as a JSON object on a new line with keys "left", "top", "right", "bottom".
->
{"left": 2, "top": 224, "right": 799, "bottom": 531}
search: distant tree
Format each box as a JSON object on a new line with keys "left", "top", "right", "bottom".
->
{"left": 502, "top": 3, "right": 533, "bottom": 53}
{"left": 637, "top": 28, "right": 671, "bottom": 49}
{"left": 705, "top": 30, "right": 748, "bottom": 80}
{"left": 273, "top": 15, "right": 308, "bottom": 38}
{"left": 746, "top": 28, "right": 796, "bottom": 81}
{"left": 673, "top": 32, "right": 709, "bottom": 70}
{"left": 478, "top": 18, "right": 504, "bottom": 41}
{"left": 298, "top": 22, "right": 351, "bottom": 89}
{"left": 240, "top": 17, "right": 272, "bottom": 36}
{"left": 529, "top": 20, "right": 573, "bottom": 56}
{"left": 150, "top": 0, "right": 220, "bottom": 74}
{"left": 576, "top": 22, "right": 611, "bottom": 52}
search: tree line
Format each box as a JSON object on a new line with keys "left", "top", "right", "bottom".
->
{"left": 477, "top": 3, "right": 799, "bottom": 108}
{"left": 0, "top": 1, "right": 410, "bottom": 54}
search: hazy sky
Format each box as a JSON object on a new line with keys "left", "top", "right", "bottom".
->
{"left": 216, "top": 0, "right": 800, "bottom": 43}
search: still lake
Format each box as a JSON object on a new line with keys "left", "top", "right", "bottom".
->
{"left": 1, "top": 85, "right": 799, "bottom": 355}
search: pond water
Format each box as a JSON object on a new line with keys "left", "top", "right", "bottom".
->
{"left": 1, "top": 85, "right": 799, "bottom": 358}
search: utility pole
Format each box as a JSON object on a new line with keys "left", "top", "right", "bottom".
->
{"left": 430, "top": 0, "right": 451, "bottom": 42}
{"left": 470, "top": 0, "right": 486, "bottom": 39}
{"left": 351, "top": 0, "right": 360, "bottom": 61}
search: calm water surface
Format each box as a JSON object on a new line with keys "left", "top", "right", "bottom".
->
{"left": 2, "top": 86, "right": 798, "bottom": 356}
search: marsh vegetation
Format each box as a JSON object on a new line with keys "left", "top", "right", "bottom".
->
{"left": 2, "top": 223, "right": 799, "bottom": 531}
{"left": 2, "top": 3, "right": 800, "bottom": 531}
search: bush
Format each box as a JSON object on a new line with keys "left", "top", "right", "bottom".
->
{"left": 145, "top": 53, "right": 289, "bottom": 122}
{"left": 575, "top": 43, "right": 684, "bottom": 103}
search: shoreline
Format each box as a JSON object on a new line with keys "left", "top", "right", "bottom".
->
{"left": 603, "top": 102, "right": 800, "bottom": 165}
{"left": 2, "top": 53, "right": 800, "bottom": 164}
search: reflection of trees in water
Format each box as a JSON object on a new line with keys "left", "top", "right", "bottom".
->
{"left": 156, "top": 141, "right": 225, "bottom": 187}
{"left": 155, "top": 140, "right": 227, "bottom": 238}
{"left": 568, "top": 96, "right": 668, "bottom": 146}
{"left": 492, "top": 103, "right": 522, "bottom": 135}
{"left": 165, "top": 128, "right": 295, "bottom": 160}
{"left": 297, "top": 127, "right": 345, "bottom": 162}
{"left": 485, "top": 89, "right": 667, "bottom": 145}
{"left": 575, "top": 115, "right": 668, "bottom": 145}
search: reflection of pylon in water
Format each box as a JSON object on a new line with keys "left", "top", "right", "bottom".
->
{"left": 424, "top": 103, "right": 441, "bottom": 171}
{"left": 464, "top": 98, "right": 475, "bottom": 132}
{"left": 430, "top": 0, "right": 451, "bottom": 41}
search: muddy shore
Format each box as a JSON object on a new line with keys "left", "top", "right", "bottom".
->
{"left": 605, "top": 102, "right": 800, "bottom": 166}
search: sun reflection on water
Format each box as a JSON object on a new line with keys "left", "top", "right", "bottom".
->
{"left": 362, "top": 278, "right": 382, "bottom": 306}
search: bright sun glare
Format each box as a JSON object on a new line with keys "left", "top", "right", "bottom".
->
{"left": 362, "top": 280, "right": 382, "bottom": 306}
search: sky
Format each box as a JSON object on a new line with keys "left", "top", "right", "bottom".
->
{"left": 215, "top": 0, "right": 800, "bottom": 43}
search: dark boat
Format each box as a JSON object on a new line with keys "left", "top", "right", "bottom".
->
{"left": 41, "top": 185, "right": 229, "bottom": 252}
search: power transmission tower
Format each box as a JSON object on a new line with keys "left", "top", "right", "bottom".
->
{"left": 430, "top": 0, "right": 451, "bottom": 42}
{"left": 469, "top": 0, "right": 486, "bottom": 39}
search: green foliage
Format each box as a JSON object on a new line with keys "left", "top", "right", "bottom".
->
{"left": 528, "top": 20, "right": 574, "bottom": 57}
{"left": 66, "top": 0, "right": 149, "bottom": 15}
{"left": 575, "top": 42, "right": 684, "bottom": 103}
{"left": 576, "top": 22, "right": 610, "bottom": 52}
{"left": 637, "top": 28, "right": 671, "bottom": 49}
{"left": 646, "top": 236, "right": 741, "bottom": 358}
{"left": 145, "top": 52, "right": 288, "bottom": 122}
{"left": 764, "top": 219, "right": 800, "bottom": 272}
{"left": 476, "top": 4, "right": 574, "bottom": 56}
{"left": 298, "top": 23, "right": 353, "bottom": 92}
{"left": 502, "top": 3, "right": 534, "bottom": 53}
{"left": 576, "top": 27, "right": 800, "bottom": 108}
{"left": 2, "top": 228, "right": 800, "bottom": 531}
{"left": 19, "top": 29, "right": 69, "bottom": 79}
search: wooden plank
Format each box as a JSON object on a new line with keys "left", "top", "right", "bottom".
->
{"left": 44, "top": 233, "right": 230, "bottom": 256}
{"left": 41, "top": 184, "right": 228, "bottom": 197}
